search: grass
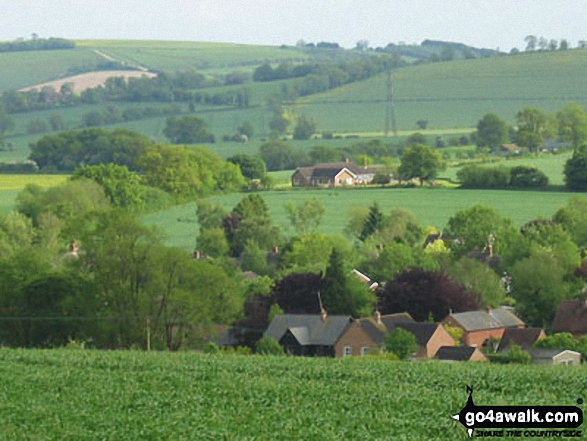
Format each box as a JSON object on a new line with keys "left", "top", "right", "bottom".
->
{"left": 0, "top": 349, "right": 584, "bottom": 440}
{"left": 143, "top": 187, "right": 586, "bottom": 251}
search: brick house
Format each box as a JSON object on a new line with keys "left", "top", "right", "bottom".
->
{"left": 552, "top": 299, "right": 587, "bottom": 338}
{"left": 442, "top": 308, "right": 525, "bottom": 348}
{"left": 436, "top": 346, "right": 488, "bottom": 362}
{"left": 265, "top": 312, "right": 375, "bottom": 357}
{"left": 291, "top": 162, "right": 376, "bottom": 187}
{"left": 358, "top": 312, "right": 455, "bottom": 358}
{"left": 496, "top": 327, "right": 546, "bottom": 353}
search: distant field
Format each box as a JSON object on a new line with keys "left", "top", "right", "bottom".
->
{"left": 76, "top": 40, "right": 310, "bottom": 72}
{"left": 143, "top": 187, "right": 583, "bottom": 251}
{"left": 296, "top": 49, "right": 587, "bottom": 131}
{"left": 0, "top": 49, "right": 103, "bottom": 92}
{"left": 1, "top": 349, "right": 584, "bottom": 440}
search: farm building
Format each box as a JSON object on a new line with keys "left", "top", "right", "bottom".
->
{"left": 265, "top": 311, "right": 375, "bottom": 357}
{"left": 552, "top": 299, "right": 587, "bottom": 337}
{"left": 435, "top": 346, "right": 488, "bottom": 362}
{"left": 357, "top": 312, "right": 455, "bottom": 358}
{"left": 442, "top": 308, "right": 525, "bottom": 348}
{"left": 291, "top": 162, "right": 377, "bottom": 187}
{"left": 526, "top": 349, "right": 581, "bottom": 365}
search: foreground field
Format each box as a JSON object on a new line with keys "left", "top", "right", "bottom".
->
{"left": 143, "top": 187, "right": 585, "bottom": 251}
{"left": 0, "top": 349, "right": 584, "bottom": 440}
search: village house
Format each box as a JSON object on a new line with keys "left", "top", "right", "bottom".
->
{"left": 496, "top": 327, "right": 546, "bottom": 353}
{"left": 552, "top": 299, "right": 587, "bottom": 338}
{"left": 265, "top": 311, "right": 375, "bottom": 357}
{"left": 442, "top": 308, "right": 525, "bottom": 348}
{"left": 435, "top": 346, "right": 488, "bottom": 362}
{"left": 358, "top": 312, "right": 455, "bottom": 358}
{"left": 291, "top": 162, "right": 377, "bottom": 187}
{"left": 499, "top": 143, "right": 528, "bottom": 156}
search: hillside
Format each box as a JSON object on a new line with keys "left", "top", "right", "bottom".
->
{"left": 295, "top": 48, "right": 587, "bottom": 131}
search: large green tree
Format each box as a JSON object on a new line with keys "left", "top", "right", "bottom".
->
{"left": 476, "top": 113, "right": 509, "bottom": 151}
{"left": 285, "top": 197, "right": 325, "bottom": 235}
{"left": 163, "top": 116, "right": 215, "bottom": 144}
{"left": 557, "top": 102, "right": 587, "bottom": 149}
{"left": 398, "top": 144, "right": 445, "bottom": 185}
{"left": 563, "top": 144, "right": 587, "bottom": 191}
{"left": 516, "top": 106, "right": 551, "bottom": 153}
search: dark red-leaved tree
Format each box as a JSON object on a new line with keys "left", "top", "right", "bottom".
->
{"left": 378, "top": 268, "right": 479, "bottom": 322}
{"left": 273, "top": 273, "right": 324, "bottom": 314}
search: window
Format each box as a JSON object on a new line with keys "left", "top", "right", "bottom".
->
{"left": 361, "top": 347, "right": 369, "bottom": 356}
{"left": 343, "top": 346, "right": 352, "bottom": 357}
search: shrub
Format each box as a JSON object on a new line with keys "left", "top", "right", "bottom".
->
{"left": 203, "top": 342, "right": 220, "bottom": 354}
{"left": 384, "top": 328, "right": 418, "bottom": 360}
{"left": 255, "top": 335, "right": 285, "bottom": 355}
{"left": 457, "top": 165, "right": 510, "bottom": 188}
{"left": 509, "top": 166, "right": 548, "bottom": 188}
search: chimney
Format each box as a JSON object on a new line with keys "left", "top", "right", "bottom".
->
{"left": 345, "top": 157, "right": 349, "bottom": 163}
{"left": 486, "top": 307, "right": 492, "bottom": 315}
{"left": 375, "top": 310, "right": 382, "bottom": 325}
{"left": 320, "top": 308, "right": 328, "bottom": 322}
{"left": 193, "top": 250, "right": 201, "bottom": 259}
{"left": 272, "top": 245, "right": 279, "bottom": 254}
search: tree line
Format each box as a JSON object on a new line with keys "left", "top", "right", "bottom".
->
{"left": 0, "top": 37, "right": 75, "bottom": 52}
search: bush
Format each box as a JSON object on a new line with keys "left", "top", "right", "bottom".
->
{"left": 509, "top": 166, "right": 548, "bottom": 188}
{"left": 203, "top": 342, "right": 220, "bottom": 354}
{"left": 255, "top": 335, "right": 285, "bottom": 355}
{"left": 384, "top": 328, "right": 418, "bottom": 360}
{"left": 457, "top": 165, "right": 510, "bottom": 188}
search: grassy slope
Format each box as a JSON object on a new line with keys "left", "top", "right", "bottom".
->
{"left": 0, "top": 349, "right": 584, "bottom": 440}
{"left": 143, "top": 187, "right": 584, "bottom": 251}
{"left": 296, "top": 49, "right": 587, "bottom": 131}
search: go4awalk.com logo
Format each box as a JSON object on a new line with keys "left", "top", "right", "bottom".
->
{"left": 451, "top": 386, "right": 584, "bottom": 438}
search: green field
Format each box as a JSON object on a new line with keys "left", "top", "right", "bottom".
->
{"left": 143, "top": 187, "right": 585, "bottom": 251}
{"left": 295, "top": 49, "right": 587, "bottom": 131}
{"left": 0, "top": 349, "right": 584, "bottom": 440}
{"left": 76, "top": 40, "right": 310, "bottom": 72}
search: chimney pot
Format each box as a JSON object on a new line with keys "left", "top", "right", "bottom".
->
{"left": 375, "top": 310, "right": 382, "bottom": 325}
{"left": 320, "top": 308, "right": 327, "bottom": 321}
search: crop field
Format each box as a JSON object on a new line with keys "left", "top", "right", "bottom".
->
{"left": 76, "top": 40, "right": 310, "bottom": 72}
{"left": 295, "top": 49, "right": 587, "bottom": 131}
{"left": 143, "top": 187, "right": 583, "bottom": 251}
{"left": 0, "top": 49, "right": 103, "bottom": 92}
{"left": 0, "top": 349, "right": 584, "bottom": 440}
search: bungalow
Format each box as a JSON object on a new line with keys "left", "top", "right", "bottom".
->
{"left": 291, "top": 162, "right": 377, "bottom": 187}
{"left": 496, "top": 327, "right": 546, "bottom": 353}
{"left": 436, "top": 346, "right": 488, "bottom": 362}
{"left": 358, "top": 312, "right": 455, "bottom": 358}
{"left": 265, "top": 311, "right": 375, "bottom": 357}
{"left": 526, "top": 349, "right": 581, "bottom": 365}
{"left": 442, "top": 308, "right": 525, "bottom": 348}
{"left": 552, "top": 299, "right": 587, "bottom": 338}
